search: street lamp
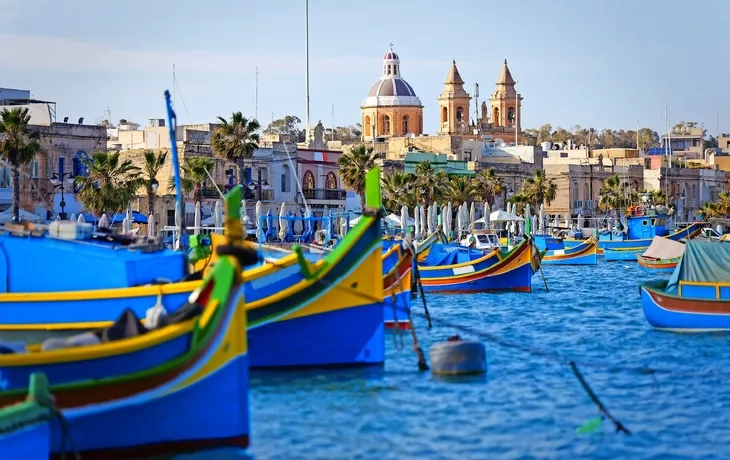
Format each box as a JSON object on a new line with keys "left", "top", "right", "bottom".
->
{"left": 52, "top": 171, "right": 72, "bottom": 220}
{"left": 150, "top": 179, "right": 159, "bottom": 194}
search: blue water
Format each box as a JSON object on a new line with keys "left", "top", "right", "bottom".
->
{"left": 238, "top": 262, "right": 730, "bottom": 459}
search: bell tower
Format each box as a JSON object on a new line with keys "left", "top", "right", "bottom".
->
{"left": 489, "top": 59, "right": 522, "bottom": 132}
{"left": 438, "top": 60, "right": 471, "bottom": 134}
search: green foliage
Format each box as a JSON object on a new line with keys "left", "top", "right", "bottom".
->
{"left": 477, "top": 167, "right": 505, "bottom": 209}
{"left": 442, "top": 176, "right": 478, "bottom": 206}
{"left": 143, "top": 150, "right": 167, "bottom": 216}
{"left": 171, "top": 157, "right": 215, "bottom": 205}
{"left": 264, "top": 115, "right": 304, "bottom": 142}
{"left": 75, "top": 152, "right": 142, "bottom": 216}
{"left": 212, "top": 112, "right": 260, "bottom": 185}
{"left": 598, "top": 174, "right": 636, "bottom": 212}
{"left": 0, "top": 107, "right": 42, "bottom": 221}
{"left": 522, "top": 169, "right": 557, "bottom": 207}
{"left": 413, "top": 161, "right": 448, "bottom": 208}
{"left": 381, "top": 171, "right": 416, "bottom": 211}
{"left": 338, "top": 144, "right": 379, "bottom": 209}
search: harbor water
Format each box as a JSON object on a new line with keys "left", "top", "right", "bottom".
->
{"left": 244, "top": 262, "right": 730, "bottom": 459}
{"left": 17, "top": 262, "right": 730, "bottom": 459}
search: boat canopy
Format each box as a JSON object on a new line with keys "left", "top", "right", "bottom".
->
{"left": 642, "top": 236, "right": 685, "bottom": 260}
{"left": 667, "top": 240, "right": 730, "bottom": 293}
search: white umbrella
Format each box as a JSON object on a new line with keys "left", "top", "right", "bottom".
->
{"left": 214, "top": 200, "right": 223, "bottom": 233}
{"left": 194, "top": 202, "right": 201, "bottom": 235}
{"left": 241, "top": 199, "right": 249, "bottom": 227}
{"left": 469, "top": 202, "right": 476, "bottom": 233}
{"left": 456, "top": 204, "right": 463, "bottom": 238}
{"left": 531, "top": 214, "right": 538, "bottom": 234}
{"left": 148, "top": 214, "right": 156, "bottom": 238}
{"left": 99, "top": 213, "right": 109, "bottom": 229}
{"left": 538, "top": 204, "right": 545, "bottom": 233}
{"left": 122, "top": 215, "right": 130, "bottom": 233}
{"left": 414, "top": 206, "right": 421, "bottom": 240}
{"left": 525, "top": 203, "right": 531, "bottom": 234}
{"left": 255, "top": 201, "right": 263, "bottom": 240}
{"left": 69, "top": 213, "right": 76, "bottom": 222}
{"left": 446, "top": 202, "right": 453, "bottom": 236}
{"left": 419, "top": 206, "right": 426, "bottom": 238}
{"left": 564, "top": 214, "right": 570, "bottom": 229}
{"left": 553, "top": 214, "right": 560, "bottom": 230}
{"left": 77, "top": 213, "right": 86, "bottom": 224}
{"left": 400, "top": 205, "right": 407, "bottom": 231}
{"left": 427, "top": 205, "right": 434, "bottom": 235}
{"left": 484, "top": 203, "right": 491, "bottom": 229}
{"left": 294, "top": 208, "right": 304, "bottom": 234}
{"left": 577, "top": 213, "right": 583, "bottom": 230}
{"left": 278, "top": 202, "right": 287, "bottom": 241}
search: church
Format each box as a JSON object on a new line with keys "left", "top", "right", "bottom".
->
{"left": 361, "top": 45, "right": 523, "bottom": 145}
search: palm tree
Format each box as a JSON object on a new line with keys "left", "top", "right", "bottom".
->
{"left": 142, "top": 150, "right": 167, "bottom": 218}
{"left": 211, "top": 112, "right": 260, "bottom": 185}
{"left": 172, "top": 157, "right": 214, "bottom": 205}
{"left": 338, "top": 144, "right": 378, "bottom": 209}
{"left": 413, "top": 161, "right": 448, "bottom": 209}
{"left": 698, "top": 201, "right": 721, "bottom": 220}
{"left": 598, "top": 174, "right": 632, "bottom": 212}
{"left": 381, "top": 171, "right": 416, "bottom": 211}
{"left": 75, "top": 152, "right": 142, "bottom": 216}
{"left": 0, "top": 108, "right": 42, "bottom": 221}
{"left": 443, "top": 176, "right": 477, "bottom": 206}
{"left": 507, "top": 193, "right": 531, "bottom": 215}
{"left": 477, "top": 167, "right": 505, "bottom": 209}
{"left": 523, "top": 169, "right": 557, "bottom": 207}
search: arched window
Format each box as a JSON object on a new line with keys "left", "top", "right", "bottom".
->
{"left": 383, "top": 115, "right": 391, "bottom": 135}
{"left": 387, "top": 65, "right": 391, "bottom": 75}
{"left": 584, "top": 182, "right": 589, "bottom": 201}
{"left": 73, "top": 151, "right": 89, "bottom": 177}
{"left": 572, "top": 181, "right": 579, "bottom": 203}
{"left": 303, "top": 170, "right": 315, "bottom": 190}
{"left": 325, "top": 172, "right": 337, "bottom": 189}
{"left": 402, "top": 115, "right": 409, "bottom": 134}
{"left": 281, "top": 164, "right": 290, "bottom": 193}
{"left": 507, "top": 107, "right": 515, "bottom": 123}
{"left": 364, "top": 116, "right": 371, "bottom": 136}
{"left": 456, "top": 106, "right": 464, "bottom": 122}
{"left": 441, "top": 107, "right": 448, "bottom": 123}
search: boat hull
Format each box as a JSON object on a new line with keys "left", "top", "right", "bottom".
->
{"left": 541, "top": 240, "right": 598, "bottom": 265}
{"left": 419, "top": 241, "right": 536, "bottom": 293}
{"left": 1, "top": 421, "right": 51, "bottom": 459}
{"left": 641, "top": 281, "right": 730, "bottom": 331}
{"left": 604, "top": 248, "right": 644, "bottom": 261}
{"left": 636, "top": 255, "right": 678, "bottom": 272}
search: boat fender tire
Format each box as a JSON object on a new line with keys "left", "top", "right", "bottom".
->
{"left": 429, "top": 339, "right": 487, "bottom": 376}
{"left": 315, "top": 229, "right": 326, "bottom": 245}
{"left": 216, "top": 244, "right": 261, "bottom": 267}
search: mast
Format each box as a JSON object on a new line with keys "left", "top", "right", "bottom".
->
{"left": 304, "top": 0, "right": 311, "bottom": 144}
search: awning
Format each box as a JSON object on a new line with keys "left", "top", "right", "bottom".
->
{"left": 642, "top": 236, "right": 685, "bottom": 260}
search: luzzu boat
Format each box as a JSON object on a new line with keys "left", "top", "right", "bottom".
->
{"left": 418, "top": 238, "right": 538, "bottom": 293}
{"left": 599, "top": 212, "right": 699, "bottom": 261}
{"left": 0, "top": 189, "right": 256, "bottom": 457}
{"left": 0, "top": 373, "right": 53, "bottom": 459}
{"left": 532, "top": 234, "right": 598, "bottom": 265}
{"left": 636, "top": 236, "right": 684, "bottom": 272}
{"left": 381, "top": 239, "right": 413, "bottom": 329}
{"left": 640, "top": 240, "right": 730, "bottom": 331}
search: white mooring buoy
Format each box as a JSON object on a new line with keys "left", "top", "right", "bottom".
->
{"left": 429, "top": 335, "right": 487, "bottom": 376}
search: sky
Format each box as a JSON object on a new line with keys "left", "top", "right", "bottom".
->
{"left": 1, "top": 0, "right": 729, "bottom": 136}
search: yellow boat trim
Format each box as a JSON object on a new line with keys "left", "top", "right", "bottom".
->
{"left": 0, "top": 280, "right": 200, "bottom": 303}
{"left": 423, "top": 243, "right": 531, "bottom": 281}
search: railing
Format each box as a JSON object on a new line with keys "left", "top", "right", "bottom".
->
{"left": 300, "top": 188, "right": 347, "bottom": 200}
{"left": 242, "top": 188, "right": 274, "bottom": 201}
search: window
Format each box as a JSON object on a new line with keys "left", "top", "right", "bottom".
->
{"left": 402, "top": 115, "right": 409, "bottom": 134}
{"left": 584, "top": 182, "right": 589, "bottom": 201}
{"left": 325, "top": 172, "right": 337, "bottom": 189}
{"left": 30, "top": 161, "right": 39, "bottom": 179}
{"left": 303, "top": 170, "right": 315, "bottom": 190}
{"left": 650, "top": 218, "right": 656, "bottom": 226}
{"left": 456, "top": 106, "right": 464, "bottom": 122}
{"left": 281, "top": 164, "right": 290, "bottom": 193}
{"left": 387, "top": 65, "right": 391, "bottom": 75}
{"left": 73, "top": 151, "right": 89, "bottom": 177}
{"left": 572, "top": 181, "right": 579, "bottom": 202}
{"left": 383, "top": 115, "right": 391, "bottom": 135}
{"left": 364, "top": 116, "right": 371, "bottom": 136}
{"left": 642, "top": 220, "right": 648, "bottom": 226}
{"left": 441, "top": 107, "right": 448, "bottom": 123}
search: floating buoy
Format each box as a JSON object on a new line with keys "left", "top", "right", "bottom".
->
{"left": 429, "top": 335, "right": 486, "bottom": 376}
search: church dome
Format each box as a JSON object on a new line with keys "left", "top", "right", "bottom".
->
{"left": 361, "top": 45, "right": 422, "bottom": 108}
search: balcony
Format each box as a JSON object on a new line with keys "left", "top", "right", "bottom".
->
{"left": 243, "top": 188, "right": 274, "bottom": 201}
{"left": 300, "top": 188, "right": 347, "bottom": 201}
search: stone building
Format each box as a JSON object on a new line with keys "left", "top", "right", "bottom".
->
{"left": 361, "top": 45, "right": 424, "bottom": 140}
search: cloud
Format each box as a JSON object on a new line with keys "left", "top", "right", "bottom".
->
{"left": 0, "top": 33, "right": 460, "bottom": 76}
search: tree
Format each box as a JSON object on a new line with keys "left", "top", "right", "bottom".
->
{"left": 173, "top": 157, "right": 215, "bottom": 206}
{"left": 507, "top": 193, "right": 531, "bottom": 215}
{"left": 75, "top": 152, "right": 142, "bottom": 216}
{"left": 598, "top": 174, "right": 635, "bottom": 212}
{"left": 0, "top": 108, "right": 42, "bottom": 222}
{"left": 443, "top": 176, "right": 478, "bottom": 206}
{"left": 264, "top": 115, "right": 304, "bottom": 142}
{"left": 537, "top": 124, "right": 552, "bottom": 142}
{"left": 381, "top": 171, "right": 416, "bottom": 211}
{"left": 522, "top": 169, "right": 557, "bottom": 207}
{"left": 331, "top": 124, "right": 363, "bottom": 144}
{"left": 477, "top": 167, "right": 505, "bottom": 209}
{"left": 638, "top": 128, "right": 660, "bottom": 151}
{"left": 212, "top": 112, "right": 260, "bottom": 185}
{"left": 338, "top": 144, "right": 378, "bottom": 209}
{"left": 413, "top": 161, "right": 447, "bottom": 209}
{"left": 142, "top": 150, "right": 167, "bottom": 218}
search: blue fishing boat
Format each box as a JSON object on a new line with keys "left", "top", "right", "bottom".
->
{"left": 532, "top": 234, "right": 598, "bottom": 265}
{"left": 600, "top": 211, "right": 698, "bottom": 261}
{"left": 640, "top": 240, "right": 730, "bottom": 331}
{"left": 382, "top": 239, "right": 413, "bottom": 329}
{"left": 0, "top": 189, "right": 255, "bottom": 457}
{"left": 0, "top": 373, "right": 52, "bottom": 459}
{"left": 418, "top": 238, "right": 537, "bottom": 293}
